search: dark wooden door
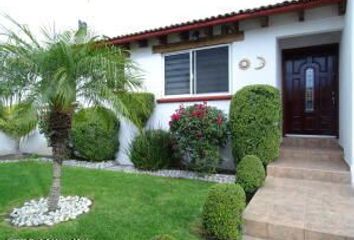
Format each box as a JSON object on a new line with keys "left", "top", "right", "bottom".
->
{"left": 283, "top": 44, "right": 338, "bottom": 136}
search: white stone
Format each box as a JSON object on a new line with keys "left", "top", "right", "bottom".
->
{"left": 8, "top": 196, "right": 92, "bottom": 227}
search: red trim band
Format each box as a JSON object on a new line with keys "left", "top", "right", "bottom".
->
{"left": 157, "top": 95, "right": 232, "bottom": 104}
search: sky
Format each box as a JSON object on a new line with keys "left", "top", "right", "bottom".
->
{"left": 0, "top": 0, "right": 284, "bottom": 38}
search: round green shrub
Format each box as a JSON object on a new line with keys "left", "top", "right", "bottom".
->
{"left": 151, "top": 234, "right": 176, "bottom": 240}
{"left": 130, "top": 130, "right": 175, "bottom": 170}
{"left": 230, "top": 84, "right": 281, "bottom": 166}
{"left": 236, "top": 155, "right": 265, "bottom": 195}
{"left": 202, "top": 184, "right": 246, "bottom": 240}
{"left": 71, "top": 107, "right": 120, "bottom": 161}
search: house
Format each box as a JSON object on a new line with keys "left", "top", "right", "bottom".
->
{"left": 109, "top": 0, "right": 354, "bottom": 182}
{"left": 0, "top": 0, "right": 352, "bottom": 184}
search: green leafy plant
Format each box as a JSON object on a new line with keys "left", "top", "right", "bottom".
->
{"left": 230, "top": 85, "right": 282, "bottom": 166}
{"left": 0, "top": 17, "right": 141, "bottom": 211}
{"left": 169, "top": 102, "right": 229, "bottom": 174}
{"left": 236, "top": 155, "right": 265, "bottom": 196}
{"left": 71, "top": 107, "right": 120, "bottom": 162}
{"left": 202, "top": 184, "right": 246, "bottom": 240}
{"left": 130, "top": 130, "right": 176, "bottom": 170}
{"left": 119, "top": 92, "right": 155, "bottom": 127}
{"left": 0, "top": 103, "right": 37, "bottom": 154}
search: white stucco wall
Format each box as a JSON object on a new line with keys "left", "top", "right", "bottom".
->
{"left": 339, "top": 0, "right": 354, "bottom": 183}
{"left": 125, "top": 5, "right": 346, "bottom": 168}
{"left": 0, "top": 129, "right": 51, "bottom": 156}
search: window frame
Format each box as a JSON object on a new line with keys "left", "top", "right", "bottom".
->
{"left": 162, "top": 44, "right": 232, "bottom": 98}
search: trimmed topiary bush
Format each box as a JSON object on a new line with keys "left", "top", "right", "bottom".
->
{"left": 169, "top": 102, "right": 229, "bottom": 174}
{"left": 202, "top": 184, "right": 246, "bottom": 240}
{"left": 71, "top": 107, "right": 120, "bottom": 161}
{"left": 236, "top": 155, "right": 265, "bottom": 195}
{"left": 151, "top": 234, "right": 176, "bottom": 240}
{"left": 230, "top": 84, "right": 281, "bottom": 166}
{"left": 119, "top": 92, "right": 155, "bottom": 127}
{"left": 130, "top": 130, "right": 175, "bottom": 170}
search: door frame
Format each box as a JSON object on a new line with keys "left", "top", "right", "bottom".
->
{"left": 281, "top": 43, "right": 339, "bottom": 137}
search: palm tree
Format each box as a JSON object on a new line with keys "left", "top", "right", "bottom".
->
{"left": 0, "top": 18, "right": 143, "bottom": 211}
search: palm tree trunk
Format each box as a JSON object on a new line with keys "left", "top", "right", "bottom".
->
{"left": 47, "top": 109, "right": 72, "bottom": 212}
{"left": 48, "top": 157, "right": 62, "bottom": 211}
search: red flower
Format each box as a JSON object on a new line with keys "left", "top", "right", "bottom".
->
{"left": 192, "top": 109, "right": 204, "bottom": 118}
{"left": 171, "top": 113, "right": 181, "bottom": 122}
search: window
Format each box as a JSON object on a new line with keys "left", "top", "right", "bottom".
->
{"left": 305, "top": 68, "right": 315, "bottom": 112}
{"left": 164, "top": 46, "right": 229, "bottom": 96}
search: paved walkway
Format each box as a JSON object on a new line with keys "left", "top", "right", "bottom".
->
{"left": 243, "top": 137, "right": 354, "bottom": 240}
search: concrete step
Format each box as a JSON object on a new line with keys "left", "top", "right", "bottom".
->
{"left": 243, "top": 177, "right": 354, "bottom": 240}
{"left": 282, "top": 137, "right": 341, "bottom": 150}
{"left": 268, "top": 155, "right": 351, "bottom": 184}
{"left": 280, "top": 146, "right": 344, "bottom": 162}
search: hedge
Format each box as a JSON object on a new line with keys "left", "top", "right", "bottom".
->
{"left": 202, "top": 184, "right": 246, "bottom": 240}
{"left": 130, "top": 130, "right": 175, "bottom": 170}
{"left": 71, "top": 107, "right": 120, "bottom": 161}
{"left": 236, "top": 155, "right": 265, "bottom": 195}
{"left": 230, "top": 84, "right": 281, "bottom": 165}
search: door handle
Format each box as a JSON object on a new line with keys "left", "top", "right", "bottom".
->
{"left": 331, "top": 91, "right": 336, "bottom": 105}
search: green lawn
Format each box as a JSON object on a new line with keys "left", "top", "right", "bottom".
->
{"left": 0, "top": 161, "right": 213, "bottom": 240}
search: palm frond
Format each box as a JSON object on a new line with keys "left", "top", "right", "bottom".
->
{"left": 0, "top": 16, "right": 144, "bottom": 128}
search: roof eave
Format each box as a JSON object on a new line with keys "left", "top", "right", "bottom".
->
{"left": 109, "top": 0, "right": 345, "bottom": 45}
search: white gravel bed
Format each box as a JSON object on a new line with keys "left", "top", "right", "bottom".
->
{"left": 0, "top": 158, "right": 116, "bottom": 169}
{"left": 107, "top": 166, "right": 235, "bottom": 183}
{"left": 0, "top": 158, "right": 235, "bottom": 183}
{"left": 8, "top": 196, "right": 92, "bottom": 227}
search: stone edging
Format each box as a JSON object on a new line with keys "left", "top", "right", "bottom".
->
{"left": 0, "top": 158, "right": 235, "bottom": 184}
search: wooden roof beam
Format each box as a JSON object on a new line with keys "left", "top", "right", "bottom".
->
{"left": 260, "top": 16, "right": 269, "bottom": 28}
{"left": 138, "top": 39, "right": 148, "bottom": 48}
{"left": 338, "top": 1, "right": 346, "bottom": 15}
{"left": 204, "top": 27, "right": 214, "bottom": 37}
{"left": 298, "top": 9, "right": 305, "bottom": 22}
{"left": 179, "top": 31, "right": 190, "bottom": 41}
{"left": 157, "top": 35, "right": 168, "bottom": 45}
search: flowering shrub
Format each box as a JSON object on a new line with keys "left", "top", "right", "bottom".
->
{"left": 169, "top": 102, "right": 229, "bottom": 173}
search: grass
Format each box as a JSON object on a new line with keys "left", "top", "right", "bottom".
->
{"left": 0, "top": 161, "right": 214, "bottom": 240}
